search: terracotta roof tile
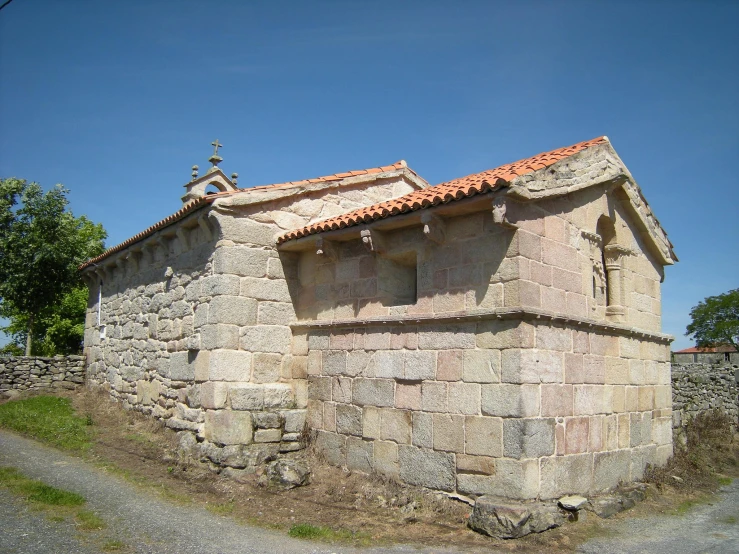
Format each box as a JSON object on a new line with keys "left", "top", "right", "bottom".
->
{"left": 79, "top": 160, "right": 409, "bottom": 270}
{"left": 674, "top": 345, "right": 736, "bottom": 354}
{"left": 277, "top": 137, "right": 608, "bottom": 244}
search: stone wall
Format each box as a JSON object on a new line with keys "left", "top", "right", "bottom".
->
{"left": 82, "top": 172, "right": 421, "bottom": 474}
{"left": 0, "top": 356, "right": 86, "bottom": 393}
{"left": 294, "top": 194, "right": 673, "bottom": 501}
{"left": 671, "top": 362, "right": 739, "bottom": 429}
{"left": 302, "top": 319, "right": 672, "bottom": 501}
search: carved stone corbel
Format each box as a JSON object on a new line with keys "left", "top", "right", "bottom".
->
{"left": 198, "top": 214, "right": 213, "bottom": 241}
{"left": 141, "top": 240, "right": 155, "bottom": 265}
{"left": 93, "top": 268, "right": 106, "bottom": 285}
{"left": 102, "top": 259, "right": 117, "bottom": 280}
{"left": 127, "top": 250, "right": 140, "bottom": 273}
{"left": 176, "top": 227, "right": 190, "bottom": 251}
{"left": 421, "top": 212, "right": 446, "bottom": 244}
{"left": 491, "top": 197, "right": 517, "bottom": 229}
{"left": 581, "top": 230, "right": 602, "bottom": 249}
{"left": 315, "top": 237, "right": 339, "bottom": 261}
{"left": 153, "top": 234, "right": 170, "bottom": 257}
{"left": 360, "top": 228, "right": 387, "bottom": 255}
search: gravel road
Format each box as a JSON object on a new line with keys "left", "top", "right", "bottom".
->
{"left": 1, "top": 429, "right": 737, "bottom": 554}
{"left": 577, "top": 479, "right": 739, "bottom": 554}
{"left": 0, "top": 430, "right": 463, "bottom": 554}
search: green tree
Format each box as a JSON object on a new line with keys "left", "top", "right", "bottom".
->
{"left": 1, "top": 285, "right": 89, "bottom": 356}
{"left": 0, "top": 178, "right": 106, "bottom": 355}
{"left": 686, "top": 289, "right": 739, "bottom": 353}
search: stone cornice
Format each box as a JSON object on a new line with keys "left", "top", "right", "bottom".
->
{"left": 290, "top": 307, "right": 674, "bottom": 344}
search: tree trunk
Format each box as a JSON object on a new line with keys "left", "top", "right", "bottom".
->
{"left": 25, "top": 314, "right": 33, "bottom": 356}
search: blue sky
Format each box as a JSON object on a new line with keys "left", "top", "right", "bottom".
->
{"left": 1, "top": 0, "right": 737, "bottom": 349}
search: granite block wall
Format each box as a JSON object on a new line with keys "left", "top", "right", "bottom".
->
{"left": 302, "top": 319, "right": 672, "bottom": 500}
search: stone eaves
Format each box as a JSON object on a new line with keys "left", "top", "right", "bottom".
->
{"left": 277, "top": 137, "right": 677, "bottom": 266}
{"left": 79, "top": 161, "right": 426, "bottom": 271}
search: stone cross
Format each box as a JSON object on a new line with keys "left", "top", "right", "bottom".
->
{"left": 211, "top": 139, "right": 223, "bottom": 156}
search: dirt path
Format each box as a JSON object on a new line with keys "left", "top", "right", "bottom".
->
{"left": 2, "top": 428, "right": 738, "bottom": 554}
{"left": 577, "top": 480, "right": 739, "bottom": 554}
{"left": 0, "top": 430, "right": 467, "bottom": 554}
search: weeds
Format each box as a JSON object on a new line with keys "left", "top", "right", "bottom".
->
{"left": 287, "top": 523, "right": 370, "bottom": 544}
{"left": 0, "top": 396, "right": 92, "bottom": 451}
{"left": 76, "top": 509, "right": 107, "bottom": 530}
{"left": 673, "top": 495, "right": 711, "bottom": 515}
{"left": 101, "top": 539, "right": 126, "bottom": 551}
{"left": 0, "top": 466, "right": 85, "bottom": 506}
{"left": 206, "top": 501, "right": 235, "bottom": 516}
{"left": 645, "top": 410, "right": 739, "bottom": 491}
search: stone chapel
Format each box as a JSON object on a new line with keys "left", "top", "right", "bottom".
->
{"left": 80, "top": 136, "right": 677, "bottom": 500}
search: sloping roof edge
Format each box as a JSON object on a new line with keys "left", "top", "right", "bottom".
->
{"left": 276, "top": 137, "right": 677, "bottom": 266}
{"left": 674, "top": 345, "right": 736, "bottom": 354}
{"left": 79, "top": 161, "right": 416, "bottom": 271}
{"left": 277, "top": 137, "right": 609, "bottom": 244}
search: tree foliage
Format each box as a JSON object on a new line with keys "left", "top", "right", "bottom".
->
{"left": 1, "top": 285, "right": 89, "bottom": 356}
{"left": 0, "top": 178, "right": 106, "bottom": 355}
{"left": 686, "top": 289, "right": 739, "bottom": 352}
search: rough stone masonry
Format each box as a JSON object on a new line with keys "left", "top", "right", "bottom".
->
{"left": 672, "top": 361, "right": 739, "bottom": 431}
{"left": 80, "top": 137, "right": 678, "bottom": 500}
{"left": 0, "top": 355, "right": 86, "bottom": 394}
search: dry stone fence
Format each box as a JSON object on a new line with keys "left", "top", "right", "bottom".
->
{"left": 671, "top": 361, "right": 739, "bottom": 431}
{"left": 0, "top": 355, "right": 86, "bottom": 394}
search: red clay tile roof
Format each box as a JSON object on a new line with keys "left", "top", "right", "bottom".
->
{"left": 674, "top": 345, "right": 736, "bottom": 353}
{"left": 79, "top": 161, "right": 410, "bottom": 270}
{"left": 277, "top": 137, "right": 608, "bottom": 244}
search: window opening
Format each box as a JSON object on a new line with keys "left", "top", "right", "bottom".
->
{"left": 378, "top": 253, "right": 417, "bottom": 306}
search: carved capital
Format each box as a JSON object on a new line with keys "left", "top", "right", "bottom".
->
{"left": 315, "top": 237, "right": 339, "bottom": 261}
{"left": 421, "top": 212, "right": 446, "bottom": 244}
{"left": 604, "top": 244, "right": 632, "bottom": 267}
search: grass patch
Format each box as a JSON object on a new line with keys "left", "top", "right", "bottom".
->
{"left": 287, "top": 523, "right": 370, "bottom": 544}
{"left": 76, "top": 509, "right": 107, "bottom": 530}
{"left": 0, "top": 395, "right": 92, "bottom": 451}
{"left": 206, "top": 501, "right": 235, "bottom": 516}
{"left": 719, "top": 515, "right": 737, "bottom": 524}
{"left": 0, "top": 466, "right": 85, "bottom": 506}
{"left": 101, "top": 539, "right": 126, "bottom": 551}
{"left": 718, "top": 476, "right": 733, "bottom": 486}
{"left": 673, "top": 495, "right": 711, "bottom": 515}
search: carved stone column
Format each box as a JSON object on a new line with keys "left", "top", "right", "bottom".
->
{"left": 604, "top": 245, "right": 631, "bottom": 320}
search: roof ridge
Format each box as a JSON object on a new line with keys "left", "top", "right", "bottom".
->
{"left": 241, "top": 160, "right": 407, "bottom": 192}
{"left": 278, "top": 136, "right": 608, "bottom": 244}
